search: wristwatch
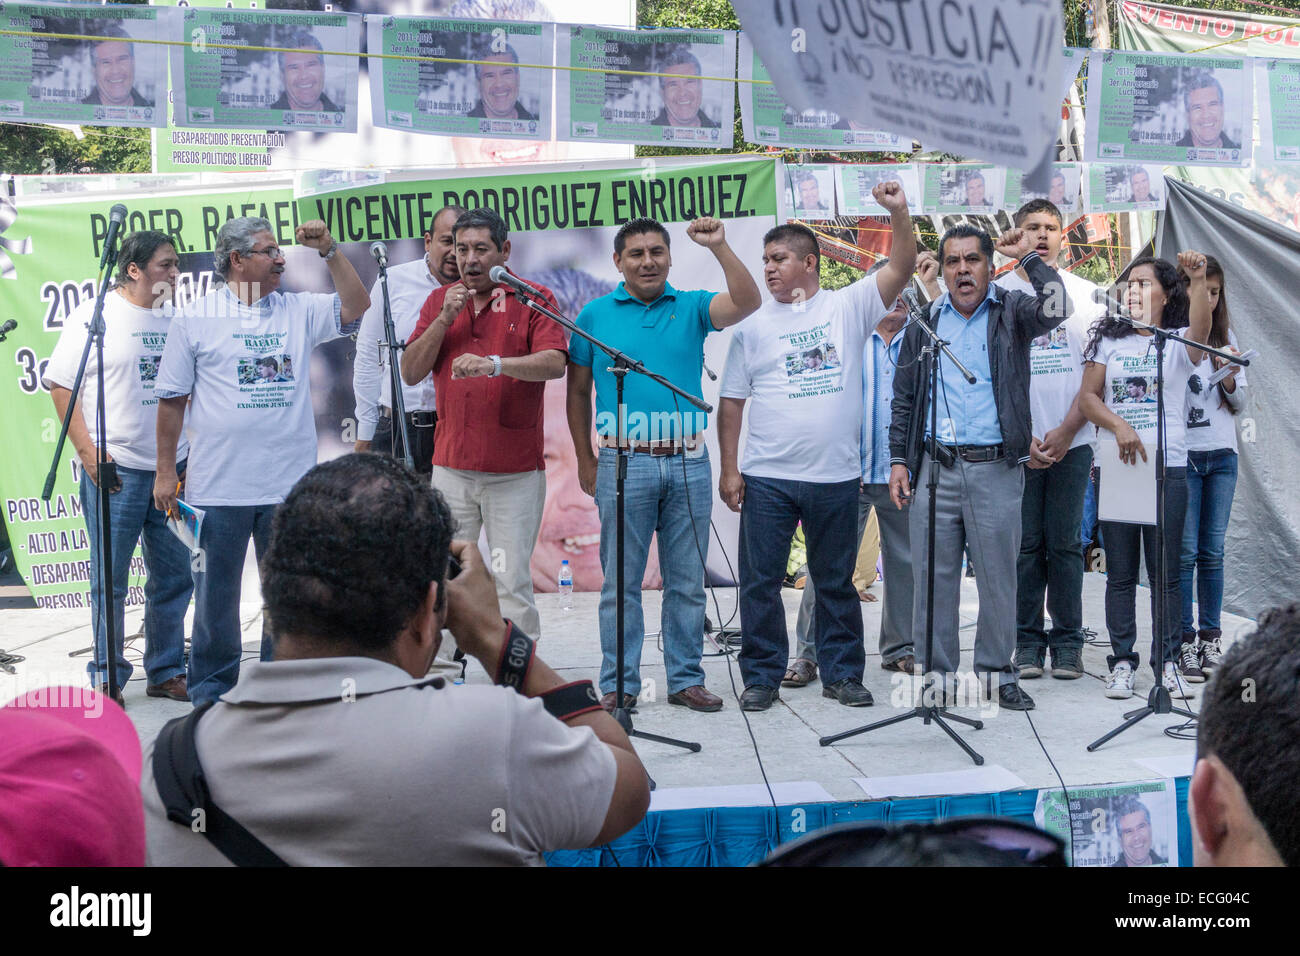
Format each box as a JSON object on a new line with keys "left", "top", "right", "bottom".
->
{"left": 488, "top": 354, "right": 502, "bottom": 377}
{"left": 320, "top": 240, "right": 338, "bottom": 261}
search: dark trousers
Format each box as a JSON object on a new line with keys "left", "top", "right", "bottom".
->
{"left": 738, "top": 475, "right": 864, "bottom": 690}
{"left": 373, "top": 410, "right": 436, "bottom": 475}
{"left": 1017, "top": 444, "right": 1092, "bottom": 651}
{"left": 1100, "top": 467, "right": 1188, "bottom": 673}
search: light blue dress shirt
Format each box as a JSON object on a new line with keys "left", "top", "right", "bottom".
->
{"left": 927, "top": 287, "right": 1002, "bottom": 446}
{"left": 861, "top": 328, "right": 905, "bottom": 484}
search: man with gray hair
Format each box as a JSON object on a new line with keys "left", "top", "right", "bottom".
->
{"left": 270, "top": 32, "right": 340, "bottom": 113}
{"left": 467, "top": 44, "right": 536, "bottom": 121}
{"left": 1176, "top": 74, "right": 1238, "bottom": 151}
{"left": 153, "top": 216, "right": 369, "bottom": 707}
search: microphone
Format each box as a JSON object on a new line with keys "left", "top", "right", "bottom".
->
{"left": 99, "top": 203, "right": 127, "bottom": 270}
{"left": 902, "top": 286, "right": 930, "bottom": 324}
{"left": 370, "top": 241, "right": 388, "bottom": 268}
{"left": 488, "top": 264, "right": 538, "bottom": 300}
{"left": 0, "top": 319, "right": 16, "bottom": 335}
{"left": 702, "top": 361, "right": 717, "bottom": 381}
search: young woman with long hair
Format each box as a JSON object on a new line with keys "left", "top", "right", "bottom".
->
{"left": 1078, "top": 252, "right": 1212, "bottom": 701}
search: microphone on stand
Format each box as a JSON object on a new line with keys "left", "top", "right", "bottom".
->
{"left": 99, "top": 203, "right": 127, "bottom": 271}
{"left": 370, "top": 241, "right": 388, "bottom": 268}
{"left": 488, "top": 264, "right": 541, "bottom": 303}
{"left": 702, "top": 361, "right": 717, "bottom": 381}
{"left": 902, "top": 286, "right": 930, "bottom": 325}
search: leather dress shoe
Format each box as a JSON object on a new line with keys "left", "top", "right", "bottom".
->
{"left": 98, "top": 684, "right": 125, "bottom": 708}
{"left": 600, "top": 692, "right": 638, "bottom": 713}
{"left": 822, "top": 678, "right": 874, "bottom": 706}
{"left": 740, "top": 685, "right": 780, "bottom": 711}
{"left": 146, "top": 675, "right": 190, "bottom": 701}
{"left": 997, "top": 684, "right": 1035, "bottom": 711}
{"left": 668, "top": 685, "right": 723, "bottom": 712}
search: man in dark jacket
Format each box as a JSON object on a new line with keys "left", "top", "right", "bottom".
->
{"left": 887, "top": 224, "right": 1070, "bottom": 711}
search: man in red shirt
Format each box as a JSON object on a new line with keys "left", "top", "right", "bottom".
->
{"left": 402, "top": 208, "right": 566, "bottom": 636}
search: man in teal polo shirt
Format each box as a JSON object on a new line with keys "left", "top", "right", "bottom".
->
{"left": 566, "top": 216, "right": 761, "bottom": 713}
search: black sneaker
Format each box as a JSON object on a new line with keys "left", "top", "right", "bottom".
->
{"left": 1014, "top": 645, "right": 1046, "bottom": 679}
{"left": 1199, "top": 636, "right": 1224, "bottom": 675}
{"left": 822, "top": 678, "right": 874, "bottom": 706}
{"left": 1178, "top": 640, "right": 1206, "bottom": 683}
{"left": 1049, "top": 646, "right": 1084, "bottom": 680}
{"left": 997, "top": 684, "right": 1035, "bottom": 710}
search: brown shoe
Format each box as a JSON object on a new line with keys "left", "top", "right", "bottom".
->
{"left": 668, "top": 685, "right": 723, "bottom": 712}
{"left": 98, "top": 684, "right": 126, "bottom": 708}
{"left": 600, "top": 692, "right": 637, "bottom": 713}
{"left": 146, "top": 675, "right": 190, "bottom": 702}
{"left": 881, "top": 654, "right": 917, "bottom": 675}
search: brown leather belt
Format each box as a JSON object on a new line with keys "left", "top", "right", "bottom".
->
{"left": 599, "top": 434, "right": 703, "bottom": 457}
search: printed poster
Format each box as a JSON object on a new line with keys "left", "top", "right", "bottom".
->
{"left": 1083, "top": 163, "right": 1167, "bottom": 212}
{"left": 835, "top": 164, "right": 922, "bottom": 217}
{"left": 922, "top": 164, "right": 1007, "bottom": 215}
{"left": 0, "top": 1, "right": 170, "bottom": 128}
{"left": 1085, "top": 50, "right": 1251, "bottom": 167}
{"left": 784, "top": 165, "right": 836, "bottom": 220}
{"left": 780, "top": 322, "right": 844, "bottom": 400}
{"left": 1257, "top": 58, "right": 1300, "bottom": 164}
{"left": 556, "top": 25, "right": 735, "bottom": 148}
{"left": 1035, "top": 780, "right": 1178, "bottom": 867}
{"left": 170, "top": 8, "right": 360, "bottom": 132}
{"left": 1005, "top": 162, "right": 1082, "bottom": 216}
{"left": 369, "top": 15, "right": 552, "bottom": 141}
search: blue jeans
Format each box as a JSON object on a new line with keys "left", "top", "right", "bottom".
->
{"left": 79, "top": 461, "right": 192, "bottom": 688}
{"left": 1181, "top": 449, "right": 1237, "bottom": 636}
{"left": 594, "top": 447, "right": 710, "bottom": 696}
{"left": 189, "top": 504, "right": 276, "bottom": 706}
{"left": 739, "top": 475, "right": 864, "bottom": 690}
{"left": 1081, "top": 463, "right": 1102, "bottom": 549}
{"left": 1017, "top": 445, "right": 1092, "bottom": 650}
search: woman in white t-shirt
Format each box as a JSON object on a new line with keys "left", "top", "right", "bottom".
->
{"left": 1176, "top": 255, "right": 1247, "bottom": 683}
{"left": 1078, "top": 252, "right": 1211, "bottom": 703}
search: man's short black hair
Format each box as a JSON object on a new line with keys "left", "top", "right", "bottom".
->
{"left": 937, "top": 224, "right": 994, "bottom": 263}
{"left": 1198, "top": 603, "right": 1300, "bottom": 866}
{"left": 115, "top": 230, "right": 174, "bottom": 285}
{"left": 1112, "top": 796, "right": 1152, "bottom": 828}
{"left": 453, "top": 207, "right": 508, "bottom": 251}
{"left": 1125, "top": 376, "right": 1147, "bottom": 390}
{"left": 1013, "top": 198, "right": 1064, "bottom": 228}
{"left": 763, "top": 223, "right": 820, "bottom": 270}
{"left": 614, "top": 218, "right": 670, "bottom": 256}
{"left": 426, "top": 204, "right": 467, "bottom": 238}
{"left": 261, "top": 455, "right": 454, "bottom": 652}
{"left": 255, "top": 356, "right": 278, "bottom": 371}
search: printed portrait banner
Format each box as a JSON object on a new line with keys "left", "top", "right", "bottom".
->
{"left": 834, "top": 164, "right": 922, "bottom": 217}
{"left": 1083, "top": 163, "right": 1167, "bottom": 212}
{"left": 1085, "top": 50, "right": 1252, "bottom": 167}
{"left": 922, "top": 164, "right": 1007, "bottom": 216}
{"left": 368, "top": 15, "right": 553, "bottom": 141}
{"left": 0, "top": 0, "right": 170, "bottom": 128}
{"left": 1004, "top": 162, "right": 1082, "bottom": 216}
{"left": 1257, "top": 59, "right": 1300, "bottom": 164}
{"left": 732, "top": 0, "right": 1066, "bottom": 172}
{"left": 737, "top": 34, "right": 908, "bottom": 153}
{"left": 0, "top": 181, "right": 298, "bottom": 608}
{"left": 555, "top": 25, "right": 736, "bottom": 149}
{"left": 783, "top": 164, "right": 836, "bottom": 220}
{"left": 170, "top": 8, "right": 360, "bottom": 133}
{"left": 1035, "top": 779, "right": 1179, "bottom": 868}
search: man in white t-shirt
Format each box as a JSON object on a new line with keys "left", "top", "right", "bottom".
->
{"left": 44, "top": 231, "right": 194, "bottom": 707}
{"left": 152, "top": 216, "right": 370, "bottom": 707}
{"left": 718, "top": 183, "right": 917, "bottom": 711}
{"left": 994, "top": 200, "right": 1106, "bottom": 683}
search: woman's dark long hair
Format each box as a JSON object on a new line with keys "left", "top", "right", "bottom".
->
{"left": 1084, "top": 256, "right": 1190, "bottom": 362}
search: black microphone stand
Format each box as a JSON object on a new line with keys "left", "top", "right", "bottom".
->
{"left": 42, "top": 223, "right": 127, "bottom": 704}
{"left": 375, "top": 254, "right": 414, "bottom": 470}
{"left": 820, "top": 293, "right": 986, "bottom": 765}
{"left": 1088, "top": 304, "right": 1245, "bottom": 751}
{"left": 503, "top": 277, "right": 703, "bottom": 772}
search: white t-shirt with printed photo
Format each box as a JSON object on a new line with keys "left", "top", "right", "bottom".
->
{"left": 43, "top": 291, "right": 189, "bottom": 472}
{"left": 720, "top": 275, "right": 887, "bottom": 483}
{"left": 1185, "top": 330, "right": 1245, "bottom": 454}
{"left": 154, "top": 287, "right": 345, "bottom": 506}
{"left": 996, "top": 268, "right": 1105, "bottom": 450}
{"left": 1090, "top": 330, "right": 1197, "bottom": 468}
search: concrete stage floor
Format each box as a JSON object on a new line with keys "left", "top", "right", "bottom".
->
{"left": 0, "top": 552, "right": 1255, "bottom": 810}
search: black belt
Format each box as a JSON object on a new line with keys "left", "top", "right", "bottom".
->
{"left": 940, "top": 443, "right": 1004, "bottom": 463}
{"left": 380, "top": 406, "right": 436, "bottom": 428}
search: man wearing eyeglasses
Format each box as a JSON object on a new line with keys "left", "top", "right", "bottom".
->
{"left": 153, "top": 216, "right": 370, "bottom": 707}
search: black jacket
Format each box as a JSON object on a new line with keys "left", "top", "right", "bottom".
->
{"left": 888, "top": 252, "right": 1071, "bottom": 477}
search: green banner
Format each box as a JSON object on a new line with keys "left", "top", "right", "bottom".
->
{"left": 296, "top": 157, "right": 776, "bottom": 240}
{"left": 0, "top": 181, "right": 295, "bottom": 608}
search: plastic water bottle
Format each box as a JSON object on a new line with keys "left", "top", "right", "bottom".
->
{"left": 559, "top": 560, "right": 573, "bottom": 609}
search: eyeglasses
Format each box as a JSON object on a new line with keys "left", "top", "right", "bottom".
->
{"left": 247, "top": 246, "right": 284, "bottom": 259}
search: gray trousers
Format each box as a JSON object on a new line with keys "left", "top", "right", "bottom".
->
{"left": 909, "top": 453, "right": 1024, "bottom": 687}
{"left": 795, "top": 483, "right": 914, "bottom": 665}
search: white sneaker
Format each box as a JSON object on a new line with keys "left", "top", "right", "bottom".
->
{"left": 1105, "top": 662, "right": 1135, "bottom": 699}
{"left": 1163, "top": 662, "right": 1196, "bottom": 699}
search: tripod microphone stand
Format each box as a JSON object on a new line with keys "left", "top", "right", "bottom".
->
{"left": 820, "top": 289, "right": 986, "bottom": 765}
{"left": 1087, "top": 297, "right": 1246, "bottom": 751}
{"left": 42, "top": 203, "right": 128, "bottom": 704}
{"left": 370, "top": 242, "right": 414, "bottom": 470}
{"left": 486, "top": 267, "right": 703, "bottom": 769}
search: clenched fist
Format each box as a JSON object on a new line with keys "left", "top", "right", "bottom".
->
{"left": 295, "top": 220, "right": 334, "bottom": 253}
{"left": 687, "top": 217, "right": 726, "bottom": 248}
{"left": 994, "top": 228, "right": 1034, "bottom": 262}
{"left": 872, "top": 179, "right": 909, "bottom": 214}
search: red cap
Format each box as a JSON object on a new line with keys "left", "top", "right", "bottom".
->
{"left": 0, "top": 687, "right": 145, "bottom": 867}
